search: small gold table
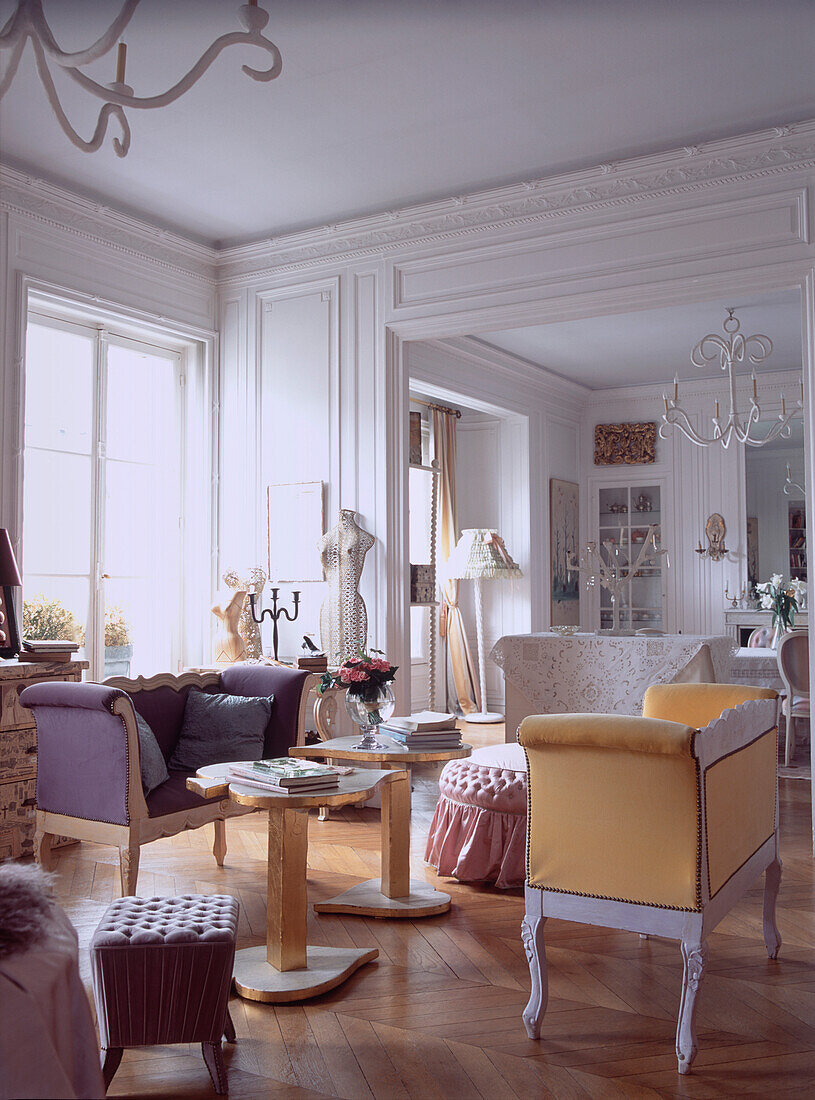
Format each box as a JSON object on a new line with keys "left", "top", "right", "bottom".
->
{"left": 187, "top": 762, "right": 448, "bottom": 1003}
{"left": 291, "top": 735, "right": 471, "bottom": 916}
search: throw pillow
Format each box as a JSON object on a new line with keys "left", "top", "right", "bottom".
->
{"left": 135, "top": 711, "right": 170, "bottom": 795}
{"left": 168, "top": 690, "right": 272, "bottom": 772}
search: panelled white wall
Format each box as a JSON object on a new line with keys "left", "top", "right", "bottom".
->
{"left": 580, "top": 371, "right": 801, "bottom": 636}
{"left": 3, "top": 122, "right": 815, "bottom": 761}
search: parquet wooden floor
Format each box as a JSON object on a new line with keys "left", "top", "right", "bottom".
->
{"left": 52, "top": 726, "right": 815, "bottom": 1099}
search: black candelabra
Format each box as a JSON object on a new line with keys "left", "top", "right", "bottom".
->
{"left": 248, "top": 588, "right": 300, "bottom": 663}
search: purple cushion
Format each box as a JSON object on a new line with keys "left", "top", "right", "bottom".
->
{"left": 145, "top": 771, "right": 222, "bottom": 819}
{"left": 130, "top": 683, "right": 221, "bottom": 763}
{"left": 220, "top": 664, "right": 310, "bottom": 757}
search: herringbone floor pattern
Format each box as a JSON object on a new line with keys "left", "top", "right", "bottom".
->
{"left": 53, "top": 736, "right": 815, "bottom": 1099}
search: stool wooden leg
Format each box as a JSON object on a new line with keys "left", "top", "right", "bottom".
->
{"left": 223, "top": 1008, "right": 237, "bottom": 1043}
{"left": 202, "top": 1041, "right": 228, "bottom": 1095}
{"left": 100, "top": 1047, "right": 123, "bottom": 1090}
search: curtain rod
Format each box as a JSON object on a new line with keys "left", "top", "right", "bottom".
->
{"left": 410, "top": 397, "right": 462, "bottom": 419}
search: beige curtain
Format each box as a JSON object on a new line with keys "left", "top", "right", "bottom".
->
{"left": 432, "top": 409, "right": 480, "bottom": 713}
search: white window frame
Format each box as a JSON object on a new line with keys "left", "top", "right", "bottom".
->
{"left": 20, "top": 290, "right": 216, "bottom": 677}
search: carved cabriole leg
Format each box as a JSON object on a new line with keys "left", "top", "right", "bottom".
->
{"left": 213, "top": 818, "right": 227, "bottom": 867}
{"left": 201, "top": 1040, "right": 228, "bottom": 1095}
{"left": 763, "top": 857, "right": 782, "bottom": 959}
{"left": 35, "top": 828, "right": 54, "bottom": 871}
{"left": 521, "top": 908, "right": 548, "bottom": 1040}
{"left": 118, "top": 841, "right": 140, "bottom": 896}
{"left": 676, "top": 935, "right": 708, "bottom": 1074}
{"left": 784, "top": 712, "right": 796, "bottom": 767}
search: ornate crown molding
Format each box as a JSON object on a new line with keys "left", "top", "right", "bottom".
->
{"left": 0, "top": 164, "right": 218, "bottom": 283}
{"left": 216, "top": 119, "right": 815, "bottom": 282}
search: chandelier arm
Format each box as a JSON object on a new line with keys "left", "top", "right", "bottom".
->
{"left": 745, "top": 334, "right": 773, "bottom": 364}
{"left": 691, "top": 334, "right": 728, "bottom": 370}
{"left": 0, "top": 34, "right": 25, "bottom": 97}
{"left": 27, "top": 0, "right": 140, "bottom": 67}
{"left": 0, "top": 4, "right": 22, "bottom": 41}
{"left": 31, "top": 37, "right": 130, "bottom": 156}
{"left": 660, "top": 405, "right": 718, "bottom": 447}
{"left": 64, "top": 29, "right": 282, "bottom": 109}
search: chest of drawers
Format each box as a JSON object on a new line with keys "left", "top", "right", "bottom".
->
{"left": 0, "top": 659, "right": 88, "bottom": 859}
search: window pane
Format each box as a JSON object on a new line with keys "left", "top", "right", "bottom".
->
{"left": 21, "top": 577, "right": 89, "bottom": 663}
{"left": 24, "top": 323, "right": 93, "bottom": 454}
{"left": 103, "top": 344, "right": 181, "bottom": 677}
{"left": 22, "top": 449, "right": 92, "bottom": 576}
{"left": 106, "top": 344, "right": 177, "bottom": 463}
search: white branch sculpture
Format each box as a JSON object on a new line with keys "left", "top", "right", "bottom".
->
{"left": 569, "top": 525, "right": 669, "bottom": 635}
{"left": 0, "top": 0, "right": 282, "bottom": 157}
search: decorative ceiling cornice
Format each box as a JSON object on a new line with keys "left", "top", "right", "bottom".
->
{"left": 216, "top": 119, "right": 815, "bottom": 282}
{"left": 2, "top": 119, "right": 814, "bottom": 287}
{"left": 0, "top": 164, "right": 218, "bottom": 283}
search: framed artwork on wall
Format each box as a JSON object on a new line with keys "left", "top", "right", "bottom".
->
{"left": 550, "top": 478, "right": 580, "bottom": 627}
{"left": 267, "top": 481, "right": 324, "bottom": 582}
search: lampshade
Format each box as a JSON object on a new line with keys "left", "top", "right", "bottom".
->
{"left": 0, "top": 530, "right": 21, "bottom": 587}
{"left": 446, "top": 529, "right": 523, "bottom": 581}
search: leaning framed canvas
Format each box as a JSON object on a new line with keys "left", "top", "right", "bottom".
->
{"left": 550, "top": 479, "right": 580, "bottom": 627}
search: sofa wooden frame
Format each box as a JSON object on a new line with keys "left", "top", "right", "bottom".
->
{"left": 521, "top": 697, "right": 781, "bottom": 1076}
{"left": 36, "top": 670, "right": 319, "bottom": 895}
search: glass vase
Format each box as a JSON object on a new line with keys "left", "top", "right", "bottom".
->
{"left": 344, "top": 684, "right": 395, "bottom": 751}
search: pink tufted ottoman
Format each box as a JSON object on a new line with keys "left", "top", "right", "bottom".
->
{"left": 90, "top": 894, "right": 239, "bottom": 1094}
{"left": 425, "top": 743, "right": 527, "bottom": 888}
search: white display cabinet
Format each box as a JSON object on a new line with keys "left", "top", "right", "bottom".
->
{"left": 595, "top": 482, "right": 666, "bottom": 632}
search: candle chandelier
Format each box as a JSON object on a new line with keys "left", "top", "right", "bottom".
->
{"left": 0, "top": 0, "right": 282, "bottom": 157}
{"left": 659, "top": 308, "right": 803, "bottom": 449}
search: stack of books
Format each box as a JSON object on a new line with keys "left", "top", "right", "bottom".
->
{"left": 227, "top": 757, "right": 347, "bottom": 795}
{"left": 21, "top": 639, "right": 80, "bottom": 664}
{"left": 379, "top": 711, "right": 462, "bottom": 750}
{"left": 297, "top": 654, "right": 328, "bottom": 672}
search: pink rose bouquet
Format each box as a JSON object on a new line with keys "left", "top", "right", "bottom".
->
{"left": 319, "top": 648, "right": 397, "bottom": 701}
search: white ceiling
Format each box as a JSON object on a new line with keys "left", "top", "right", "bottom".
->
{"left": 478, "top": 290, "right": 803, "bottom": 390}
{"left": 2, "top": 1, "right": 815, "bottom": 245}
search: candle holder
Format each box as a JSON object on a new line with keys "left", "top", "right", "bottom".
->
{"left": 248, "top": 589, "right": 300, "bottom": 663}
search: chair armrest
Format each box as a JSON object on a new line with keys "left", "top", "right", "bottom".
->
{"left": 20, "top": 680, "right": 127, "bottom": 713}
{"left": 21, "top": 682, "right": 134, "bottom": 826}
{"left": 518, "top": 713, "right": 696, "bottom": 757}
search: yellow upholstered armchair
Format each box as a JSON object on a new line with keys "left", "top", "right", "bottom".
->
{"left": 518, "top": 683, "right": 780, "bottom": 1075}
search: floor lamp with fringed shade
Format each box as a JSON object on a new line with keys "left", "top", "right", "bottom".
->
{"left": 446, "top": 529, "right": 522, "bottom": 724}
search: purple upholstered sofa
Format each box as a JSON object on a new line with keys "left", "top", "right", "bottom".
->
{"left": 21, "top": 664, "right": 317, "bottom": 896}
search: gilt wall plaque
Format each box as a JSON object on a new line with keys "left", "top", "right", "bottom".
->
{"left": 594, "top": 422, "right": 656, "bottom": 465}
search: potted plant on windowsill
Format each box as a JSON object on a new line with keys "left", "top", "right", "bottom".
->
{"left": 103, "top": 605, "right": 133, "bottom": 677}
{"left": 22, "top": 594, "right": 84, "bottom": 647}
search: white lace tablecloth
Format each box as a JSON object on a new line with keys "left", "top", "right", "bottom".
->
{"left": 491, "top": 633, "right": 735, "bottom": 716}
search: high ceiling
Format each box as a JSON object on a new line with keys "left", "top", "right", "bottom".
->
{"left": 479, "top": 290, "right": 803, "bottom": 390}
{"left": 1, "top": 0, "right": 815, "bottom": 246}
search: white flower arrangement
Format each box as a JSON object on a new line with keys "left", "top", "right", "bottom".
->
{"left": 754, "top": 575, "right": 798, "bottom": 632}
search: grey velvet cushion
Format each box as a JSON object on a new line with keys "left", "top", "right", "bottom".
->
{"left": 135, "top": 712, "right": 170, "bottom": 794}
{"left": 168, "top": 690, "right": 272, "bottom": 772}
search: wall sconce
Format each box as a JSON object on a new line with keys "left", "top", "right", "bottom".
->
{"left": 695, "top": 513, "right": 728, "bottom": 562}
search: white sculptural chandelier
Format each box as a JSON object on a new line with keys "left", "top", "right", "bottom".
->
{"left": 0, "top": 0, "right": 282, "bottom": 157}
{"left": 659, "top": 308, "right": 803, "bottom": 449}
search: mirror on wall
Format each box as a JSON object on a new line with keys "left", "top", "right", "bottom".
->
{"left": 745, "top": 420, "right": 806, "bottom": 588}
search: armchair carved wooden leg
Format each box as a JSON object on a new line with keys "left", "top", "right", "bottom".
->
{"left": 118, "top": 842, "right": 140, "bottom": 896}
{"left": 213, "top": 818, "right": 227, "bottom": 867}
{"left": 521, "top": 907, "right": 548, "bottom": 1040}
{"left": 763, "top": 857, "right": 782, "bottom": 960}
{"left": 676, "top": 934, "right": 708, "bottom": 1074}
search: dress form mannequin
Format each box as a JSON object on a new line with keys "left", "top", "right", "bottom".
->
{"left": 211, "top": 588, "right": 247, "bottom": 663}
{"left": 318, "top": 509, "right": 375, "bottom": 662}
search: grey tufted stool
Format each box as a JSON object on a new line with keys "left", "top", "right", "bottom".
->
{"left": 90, "top": 893, "right": 239, "bottom": 1094}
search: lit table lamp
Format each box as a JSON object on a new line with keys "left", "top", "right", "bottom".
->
{"left": 447, "top": 528, "right": 522, "bottom": 723}
{"left": 0, "top": 529, "right": 22, "bottom": 659}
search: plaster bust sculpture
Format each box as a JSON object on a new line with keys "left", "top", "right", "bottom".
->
{"left": 211, "top": 587, "right": 248, "bottom": 664}
{"left": 222, "top": 567, "right": 267, "bottom": 659}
